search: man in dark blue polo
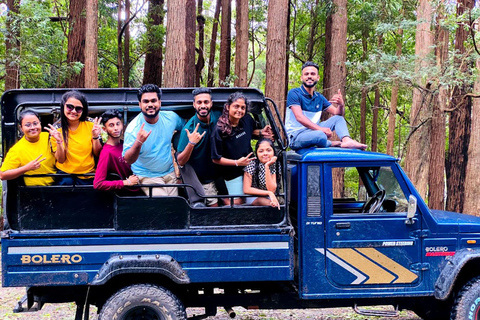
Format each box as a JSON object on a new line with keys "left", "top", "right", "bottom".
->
{"left": 285, "top": 61, "right": 367, "bottom": 151}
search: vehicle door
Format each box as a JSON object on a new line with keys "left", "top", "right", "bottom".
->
{"left": 301, "top": 162, "right": 423, "bottom": 297}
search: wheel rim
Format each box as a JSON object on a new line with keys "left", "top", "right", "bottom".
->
{"left": 123, "top": 306, "right": 164, "bottom": 320}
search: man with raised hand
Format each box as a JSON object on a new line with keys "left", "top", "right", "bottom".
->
{"left": 123, "top": 84, "right": 184, "bottom": 196}
{"left": 285, "top": 61, "right": 367, "bottom": 151}
{"left": 177, "top": 88, "right": 221, "bottom": 206}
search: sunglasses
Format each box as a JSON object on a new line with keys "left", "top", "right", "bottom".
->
{"left": 65, "top": 104, "right": 84, "bottom": 113}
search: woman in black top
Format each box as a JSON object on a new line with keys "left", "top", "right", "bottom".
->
{"left": 211, "top": 91, "right": 272, "bottom": 205}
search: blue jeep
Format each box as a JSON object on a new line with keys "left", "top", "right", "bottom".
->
{"left": 1, "top": 88, "right": 479, "bottom": 320}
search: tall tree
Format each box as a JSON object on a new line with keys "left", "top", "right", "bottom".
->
{"left": 123, "top": 0, "right": 130, "bottom": 87}
{"left": 428, "top": 1, "right": 448, "bottom": 210}
{"left": 64, "top": 0, "right": 87, "bottom": 88}
{"left": 218, "top": 0, "right": 231, "bottom": 86}
{"left": 207, "top": 0, "right": 221, "bottom": 87}
{"left": 143, "top": 0, "right": 165, "bottom": 86}
{"left": 85, "top": 0, "right": 99, "bottom": 88}
{"left": 446, "top": 0, "right": 474, "bottom": 213}
{"left": 323, "top": 0, "right": 347, "bottom": 198}
{"left": 265, "top": 0, "right": 288, "bottom": 116}
{"left": 5, "top": 0, "right": 20, "bottom": 91}
{"left": 195, "top": 0, "right": 206, "bottom": 87}
{"left": 234, "top": 0, "right": 248, "bottom": 87}
{"left": 404, "top": 0, "right": 434, "bottom": 199}
{"left": 164, "top": 0, "right": 196, "bottom": 87}
{"left": 464, "top": 59, "right": 480, "bottom": 215}
{"left": 387, "top": 28, "right": 403, "bottom": 156}
{"left": 117, "top": 0, "right": 123, "bottom": 86}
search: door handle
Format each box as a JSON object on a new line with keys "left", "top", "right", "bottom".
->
{"left": 335, "top": 222, "right": 351, "bottom": 229}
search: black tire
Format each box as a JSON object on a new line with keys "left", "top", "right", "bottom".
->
{"left": 451, "top": 276, "right": 480, "bottom": 320}
{"left": 99, "top": 284, "right": 187, "bottom": 320}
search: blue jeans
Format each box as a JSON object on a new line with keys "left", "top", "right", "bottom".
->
{"left": 56, "top": 170, "right": 94, "bottom": 186}
{"left": 289, "top": 115, "right": 350, "bottom": 150}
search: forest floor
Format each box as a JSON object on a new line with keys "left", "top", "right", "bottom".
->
{"left": 0, "top": 248, "right": 422, "bottom": 320}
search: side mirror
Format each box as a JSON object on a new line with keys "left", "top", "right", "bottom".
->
{"left": 406, "top": 195, "right": 417, "bottom": 225}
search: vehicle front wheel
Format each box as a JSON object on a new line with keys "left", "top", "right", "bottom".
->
{"left": 99, "top": 284, "right": 186, "bottom": 320}
{"left": 451, "top": 276, "right": 480, "bottom": 320}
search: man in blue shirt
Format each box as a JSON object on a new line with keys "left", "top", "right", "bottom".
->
{"left": 123, "top": 84, "right": 184, "bottom": 196}
{"left": 285, "top": 61, "right": 367, "bottom": 151}
{"left": 177, "top": 88, "right": 220, "bottom": 206}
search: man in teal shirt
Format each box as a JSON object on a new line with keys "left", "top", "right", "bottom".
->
{"left": 177, "top": 88, "right": 220, "bottom": 206}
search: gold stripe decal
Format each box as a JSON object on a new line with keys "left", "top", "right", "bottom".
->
{"left": 328, "top": 248, "right": 417, "bottom": 285}
{"left": 329, "top": 248, "right": 395, "bottom": 284}
{"left": 357, "top": 248, "right": 418, "bottom": 284}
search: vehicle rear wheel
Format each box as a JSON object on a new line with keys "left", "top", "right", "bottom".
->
{"left": 99, "top": 284, "right": 186, "bottom": 320}
{"left": 451, "top": 276, "right": 480, "bottom": 320}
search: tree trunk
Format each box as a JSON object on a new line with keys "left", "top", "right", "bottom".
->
{"left": 360, "top": 34, "right": 367, "bottom": 146}
{"left": 265, "top": 0, "right": 288, "bottom": 119}
{"left": 164, "top": 0, "right": 196, "bottom": 87}
{"left": 5, "top": 0, "right": 20, "bottom": 91}
{"left": 218, "top": 0, "right": 231, "bottom": 86}
{"left": 360, "top": 88, "right": 367, "bottom": 145}
{"left": 143, "top": 0, "right": 165, "bottom": 86}
{"left": 117, "top": 0, "right": 123, "bottom": 87}
{"left": 464, "top": 58, "right": 480, "bottom": 215}
{"left": 306, "top": 0, "right": 320, "bottom": 61}
{"left": 323, "top": 0, "right": 347, "bottom": 198}
{"left": 84, "top": 0, "right": 98, "bottom": 88}
{"left": 234, "top": 0, "right": 248, "bottom": 87}
{"left": 428, "top": 3, "right": 448, "bottom": 211}
{"left": 372, "top": 87, "right": 379, "bottom": 152}
{"left": 387, "top": 29, "right": 403, "bottom": 156}
{"left": 64, "top": 0, "right": 86, "bottom": 88}
{"left": 371, "top": 35, "right": 382, "bottom": 153}
{"left": 207, "top": 0, "right": 221, "bottom": 87}
{"left": 446, "top": 0, "right": 474, "bottom": 213}
{"left": 123, "top": 0, "right": 130, "bottom": 87}
{"left": 195, "top": 0, "right": 205, "bottom": 87}
{"left": 404, "top": 0, "right": 433, "bottom": 199}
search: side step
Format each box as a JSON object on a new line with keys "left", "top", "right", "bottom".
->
{"left": 13, "top": 294, "right": 43, "bottom": 313}
{"left": 353, "top": 304, "right": 399, "bottom": 317}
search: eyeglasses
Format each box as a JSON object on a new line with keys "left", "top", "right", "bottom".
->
{"left": 65, "top": 104, "right": 84, "bottom": 113}
{"left": 23, "top": 121, "right": 40, "bottom": 128}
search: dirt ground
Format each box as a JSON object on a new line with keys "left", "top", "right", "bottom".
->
{"left": 0, "top": 248, "right": 422, "bottom": 320}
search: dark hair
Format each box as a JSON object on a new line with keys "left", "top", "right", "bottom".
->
{"left": 192, "top": 87, "right": 212, "bottom": 98}
{"left": 138, "top": 84, "right": 162, "bottom": 101}
{"left": 252, "top": 138, "right": 281, "bottom": 189}
{"left": 60, "top": 91, "right": 89, "bottom": 149}
{"left": 217, "top": 91, "right": 249, "bottom": 137}
{"left": 302, "top": 61, "right": 319, "bottom": 71}
{"left": 101, "top": 109, "right": 123, "bottom": 125}
{"left": 19, "top": 109, "right": 40, "bottom": 126}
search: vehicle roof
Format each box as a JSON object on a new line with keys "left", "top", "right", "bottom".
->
{"left": 286, "top": 147, "right": 399, "bottom": 163}
{"left": 0, "top": 87, "right": 267, "bottom": 123}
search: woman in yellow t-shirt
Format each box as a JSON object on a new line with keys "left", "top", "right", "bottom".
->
{"left": 0, "top": 110, "right": 58, "bottom": 186}
{"left": 45, "top": 91, "right": 102, "bottom": 185}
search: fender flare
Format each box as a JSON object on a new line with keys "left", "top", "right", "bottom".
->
{"left": 91, "top": 254, "right": 190, "bottom": 286}
{"left": 434, "top": 248, "right": 480, "bottom": 300}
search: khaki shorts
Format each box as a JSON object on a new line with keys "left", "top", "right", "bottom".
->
{"left": 202, "top": 181, "right": 218, "bottom": 206}
{"left": 139, "top": 171, "right": 178, "bottom": 197}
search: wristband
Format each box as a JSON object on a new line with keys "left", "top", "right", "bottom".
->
{"left": 136, "top": 139, "right": 143, "bottom": 145}
{"left": 188, "top": 140, "right": 197, "bottom": 146}
{"left": 93, "top": 135, "right": 101, "bottom": 140}
{"left": 235, "top": 160, "right": 238, "bottom": 166}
